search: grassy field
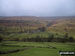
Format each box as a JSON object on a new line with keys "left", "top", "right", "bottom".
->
{"left": 0, "top": 41, "right": 75, "bottom": 56}
{"left": 0, "top": 31, "right": 66, "bottom": 41}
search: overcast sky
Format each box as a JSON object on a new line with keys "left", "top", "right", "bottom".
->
{"left": 0, "top": 0, "right": 75, "bottom": 17}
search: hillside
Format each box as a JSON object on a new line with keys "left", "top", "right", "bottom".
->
{"left": 0, "top": 16, "right": 75, "bottom": 39}
{"left": 48, "top": 18, "right": 75, "bottom": 38}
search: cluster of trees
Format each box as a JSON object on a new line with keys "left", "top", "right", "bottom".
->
{"left": 38, "top": 27, "right": 46, "bottom": 32}
{"left": 0, "top": 33, "right": 74, "bottom": 42}
{"left": 0, "top": 26, "right": 46, "bottom": 34}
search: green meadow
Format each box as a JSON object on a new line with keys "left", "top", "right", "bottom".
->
{"left": 0, "top": 41, "right": 75, "bottom": 56}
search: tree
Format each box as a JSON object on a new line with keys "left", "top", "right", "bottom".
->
{"left": 63, "top": 33, "right": 69, "bottom": 42}
{"left": 0, "top": 35, "right": 3, "bottom": 42}
{"left": 15, "top": 38, "right": 19, "bottom": 41}
{"left": 38, "top": 27, "right": 46, "bottom": 32}
{"left": 64, "top": 33, "right": 68, "bottom": 38}
{"left": 61, "top": 38, "right": 66, "bottom": 43}
{"left": 35, "top": 36, "right": 41, "bottom": 42}
{"left": 69, "top": 36, "right": 73, "bottom": 42}
{"left": 0, "top": 27, "right": 3, "bottom": 31}
{"left": 48, "top": 34, "right": 54, "bottom": 42}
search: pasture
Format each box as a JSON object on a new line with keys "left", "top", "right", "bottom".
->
{"left": 0, "top": 41, "right": 75, "bottom": 56}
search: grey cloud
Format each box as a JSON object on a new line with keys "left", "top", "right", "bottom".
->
{"left": 0, "top": 0, "right": 75, "bottom": 16}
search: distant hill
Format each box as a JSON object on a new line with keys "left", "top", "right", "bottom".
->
{"left": 48, "top": 18, "right": 75, "bottom": 38}
{"left": 0, "top": 16, "right": 75, "bottom": 38}
{"left": 0, "top": 16, "right": 75, "bottom": 20}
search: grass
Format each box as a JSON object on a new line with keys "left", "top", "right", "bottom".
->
{"left": 45, "top": 42, "right": 75, "bottom": 51}
{"left": 0, "top": 41, "right": 75, "bottom": 56}
{"left": 0, "top": 48, "right": 58, "bottom": 56}
{"left": 0, "top": 46, "right": 24, "bottom": 52}
{"left": 2, "top": 31, "right": 53, "bottom": 40}
{"left": 0, "top": 41, "right": 25, "bottom": 52}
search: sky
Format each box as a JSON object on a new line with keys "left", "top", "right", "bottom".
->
{"left": 0, "top": 0, "right": 75, "bottom": 17}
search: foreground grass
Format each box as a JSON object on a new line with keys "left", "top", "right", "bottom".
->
{"left": 0, "top": 41, "right": 75, "bottom": 56}
{"left": 1, "top": 48, "right": 58, "bottom": 56}
{"left": 0, "top": 46, "right": 24, "bottom": 52}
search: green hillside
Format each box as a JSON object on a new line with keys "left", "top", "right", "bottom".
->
{"left": 48, "top": 18, "right": 75, "bottom": 38}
